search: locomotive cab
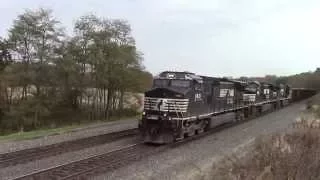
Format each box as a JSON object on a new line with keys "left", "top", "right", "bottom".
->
{"left": 243, "top": 81, "right": 260, "bottom": 104}
{"left": 261, "top": 83, "right": 272, "bottom": 100}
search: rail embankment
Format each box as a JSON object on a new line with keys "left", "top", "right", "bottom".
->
{"left": 211, "top": 94, "right": 320, "bottom": 180}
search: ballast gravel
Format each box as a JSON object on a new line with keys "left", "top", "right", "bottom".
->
{"left": 0, "top": 136, "right": 140, "bottom": 180}
{"left": 92, "top": 101, "right": 307, "bottom": 180}
{"left": 0, "top": 119, "right": 138, "bottom": 154}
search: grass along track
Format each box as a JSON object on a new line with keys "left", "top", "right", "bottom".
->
{"left": 0, "top": 128, "right": 138, "bottom": 168}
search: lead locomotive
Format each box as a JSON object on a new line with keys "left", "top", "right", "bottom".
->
{"left": 138, "top": 71, "right": 290, "bottom": 144}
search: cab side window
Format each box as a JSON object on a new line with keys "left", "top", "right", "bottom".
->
{"left": 194, "top": 82, "right": 202, "bottom": 91}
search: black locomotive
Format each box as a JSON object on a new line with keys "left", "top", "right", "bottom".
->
{"left": 139, "top": 71, "right": 291, "bottom": 144}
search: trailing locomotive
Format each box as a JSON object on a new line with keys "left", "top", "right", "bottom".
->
{"left": 138, "top": 71, "right": 291, "bottom": 144}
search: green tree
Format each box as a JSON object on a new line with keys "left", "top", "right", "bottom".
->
{"left": 0, "top": 38, "right": 12, "bottom": 71}
{"left": 72, "top": 15, "right": 147, "bottom": 119}
{"left": 89, "top": 18, "right": 144, "bottom": 119}
{"left": 6, "top": 8, "right": 64, "bottom": 130}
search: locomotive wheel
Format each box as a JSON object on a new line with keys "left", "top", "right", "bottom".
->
{"left": 233, "top": 116, "right": 238, "bottom": 123}
{"left": 238, "top": 113, "right": 245, "bottom": 121}
{"left": 204, "top": 119, "right": 210, "bottom": 131}
{"left": 175, "top": 134, "right": 184, "bottom": 141}
{"left": 196, "top": 128, "right": 204, "bottom": 134}
{"left": 188, "top": 130, "right": 195, "bottom": 137}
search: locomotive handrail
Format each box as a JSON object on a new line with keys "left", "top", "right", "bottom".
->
{"left": 172, "top": 101, "right": 184, "bottom": 120}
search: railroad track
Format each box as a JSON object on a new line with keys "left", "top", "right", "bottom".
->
{"left": 0, "top": 128, "right": 139, "bottom": 168}
{"left": 10, "top": 107, "right": 290, "bottom": 180}
{"left": 12, "top": 143, "right": 157, "bottom": 180}
{"left": 12, "top": 117, "right": 257, "bottom": 180}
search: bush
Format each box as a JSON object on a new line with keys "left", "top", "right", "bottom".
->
{"left": 109, "top": 108, "right": 140, "bottom": 118}
{"left": 215, "top": 130, "right": 320, "bottom": 180}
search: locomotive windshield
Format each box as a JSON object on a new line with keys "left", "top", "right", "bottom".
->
{"left": 153, "top": 79, "right": 169, "bottom": 87}
{"left": 171, "top": 80, "right": 191, "bottom": 88}
{"left": 153, "top": 79, "right": 191, "bottom": 88}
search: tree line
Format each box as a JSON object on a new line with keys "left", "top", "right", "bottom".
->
{"left": 239, "top": 68, "right": 320, "bottom": 90}
{"left": 0, "top": 8, "right": 152, "bottom": 134}
{"left": 285, "top": 68, "right": 320, "bottom": 89}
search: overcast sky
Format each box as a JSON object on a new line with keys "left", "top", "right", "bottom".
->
{"left": 1, "top": 0, "right": 320, "bottom": 77}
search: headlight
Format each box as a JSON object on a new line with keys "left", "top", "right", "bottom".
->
{"left": 163, "top": 113, "right": 167, "bottom": 117}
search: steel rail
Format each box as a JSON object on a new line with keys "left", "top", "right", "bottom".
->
{"left": 0, "top": 128, "right": 138, "bottom": 168}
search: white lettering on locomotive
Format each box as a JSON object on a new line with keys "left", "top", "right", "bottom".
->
{"left": 194, "top": 93, "right": 202, "bottom": 101}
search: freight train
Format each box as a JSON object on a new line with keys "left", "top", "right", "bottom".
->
{"left": 138, "top": 71, "right": 292, "bottom": 144}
